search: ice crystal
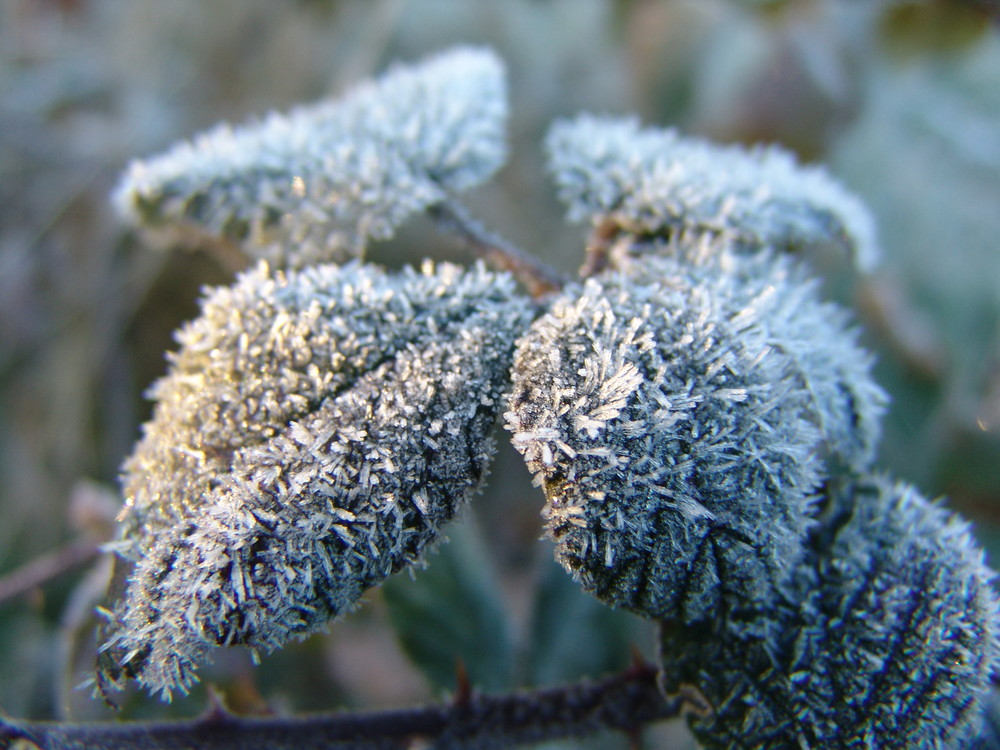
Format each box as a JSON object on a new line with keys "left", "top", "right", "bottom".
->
{"left": 98, "top": 260, "right": 533, "bottom": 698}
{"left": 504, "top": 242, "right": 885, "bottom": 622}
{"left": 114, "top": 47, "right": 507, "bottom": 267}
{"left": 546, "top": 115, "right": 879, "bottom": 271}
{"left": 97, "top": 42, "right": 1000, "bottom": 747}
{"left": 660, "top": 476, "right": 1000, "bottom": 749}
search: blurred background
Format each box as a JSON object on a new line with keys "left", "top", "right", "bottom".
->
{"left": 1, "top": 1, "right": 998, "bottom": 747}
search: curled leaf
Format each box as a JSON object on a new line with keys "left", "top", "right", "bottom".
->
{"left": 114, "top": 47, "right": 508, "bottom": 266}
{"left": 546, "top": 114, "right": 879, "bottom": 271}
{"left": 660, "top": 475, "right": 1000, "bottom": 749}
{"left": 504, "top": 244, "right": 885, "bottom": 623}
{"left": 99, "top": 260, "right": 533, "bottom": 698}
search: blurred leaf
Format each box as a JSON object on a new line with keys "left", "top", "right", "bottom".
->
{"left": 831, "top": 32, "right": 1000, "bottom": 493}
{"left": 686, "top": 4, "right": 862, "bottom": 159}
{"left": 382, "top": 517, "right": 513, "bottom": 693}
{"left": 523, "top": 550, "right": 643, "bottom": 688}
{"left": 879, "top": 0, "right": 990, "bottom": 59}
{"left": 0, "top": 613, "right": 52, "bottom": 718}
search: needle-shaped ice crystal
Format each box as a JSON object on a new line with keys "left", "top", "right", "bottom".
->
{"left": 546, "top": 115, "right": 879, "bottom": 271}
{"left": 505, "top": 242, "right": 885, "bottom": 623}
{"left": 114, "top": 47, "right": 508, "bottom": 267}
{"left": 98, "top": 260, "right": 533, "bottom": 698}
{"left": 660, "top": 476, "right": 1000, "bottom": 749}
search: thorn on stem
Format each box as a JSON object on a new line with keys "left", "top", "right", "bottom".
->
{"left": 453, "top": 659, "right": 473, "bottom": 707}
{"left": 201, "top": 685, "right": 234, "bottom": 723}
{"left": 628, "top": 643, "right": 655, "bottom": 674}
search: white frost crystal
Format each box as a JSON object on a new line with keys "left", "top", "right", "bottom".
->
{"left": 505, "top": 241, "right": 885, "bottom": 622}
{"left": 546, "top": 115, "right": 879, "bottom": 271}
{"left": 114, "top": 47, "right": 508, "bottom": 266}
{"left": 99, "top": 260, "right": 533, "bottom": 698}
{"left": 661, "top": 476, "right": 1000, "bottom": 749}
{"left": 98, "top": 41, "right": 999, "bottom": 750}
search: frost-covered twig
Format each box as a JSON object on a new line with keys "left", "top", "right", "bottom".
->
{"left": 429, "top": 199, "right": 568, "bottom": 297}
{"left": 1, "top": 661, "right": 681, "bottom": 750}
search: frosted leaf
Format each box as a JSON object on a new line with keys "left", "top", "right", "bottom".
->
{"left": 114, "top": 47, "right": 507, "bottom": 267}
{"left": 660, "top": 475, "right": 1000, "bottom": 749}
{"left": 546, "top": 114, "right": 879, "bottom": 271}
{"left": 504, "top": 243, "right": 885, "bottom": 623}
{"left": 98, "top": 260, "right": 533, "bottom": 698}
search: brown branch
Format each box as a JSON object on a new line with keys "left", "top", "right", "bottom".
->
{"left": 856, "top": 274, "right": 947, "bottom": 383}
{"left": 0, "top": 661, "right": 682, "bottom": 750}
{"left": 0, "top": 537, "right": 103, "bottom": 605}
{"left": 429, "top": 200, "right": 568, "bottom": 298}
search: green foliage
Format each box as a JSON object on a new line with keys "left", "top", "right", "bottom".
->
{"left": 382, "top": 520, "right": 514, "bottom": 693}
{"left": 524, "top": 553, "right": 642, "bottom": 688}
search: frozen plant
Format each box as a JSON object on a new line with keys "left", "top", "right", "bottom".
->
{"left": 56, "top": 46, "right": 997, "bottom": 749}
{"left": 99, "top": 260, "right": 533, "bottom": 698}
{"left": 504, "top": 242, "right": 886, "bottom": 624}
{"left": 659, "top": 476, "right": 999, "bottom": 748}
{"left": 546, "top": 114, "right": 880, "bottom": 274}
{"left": 114, "top": 47, "right": 507, "bottom": 267}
